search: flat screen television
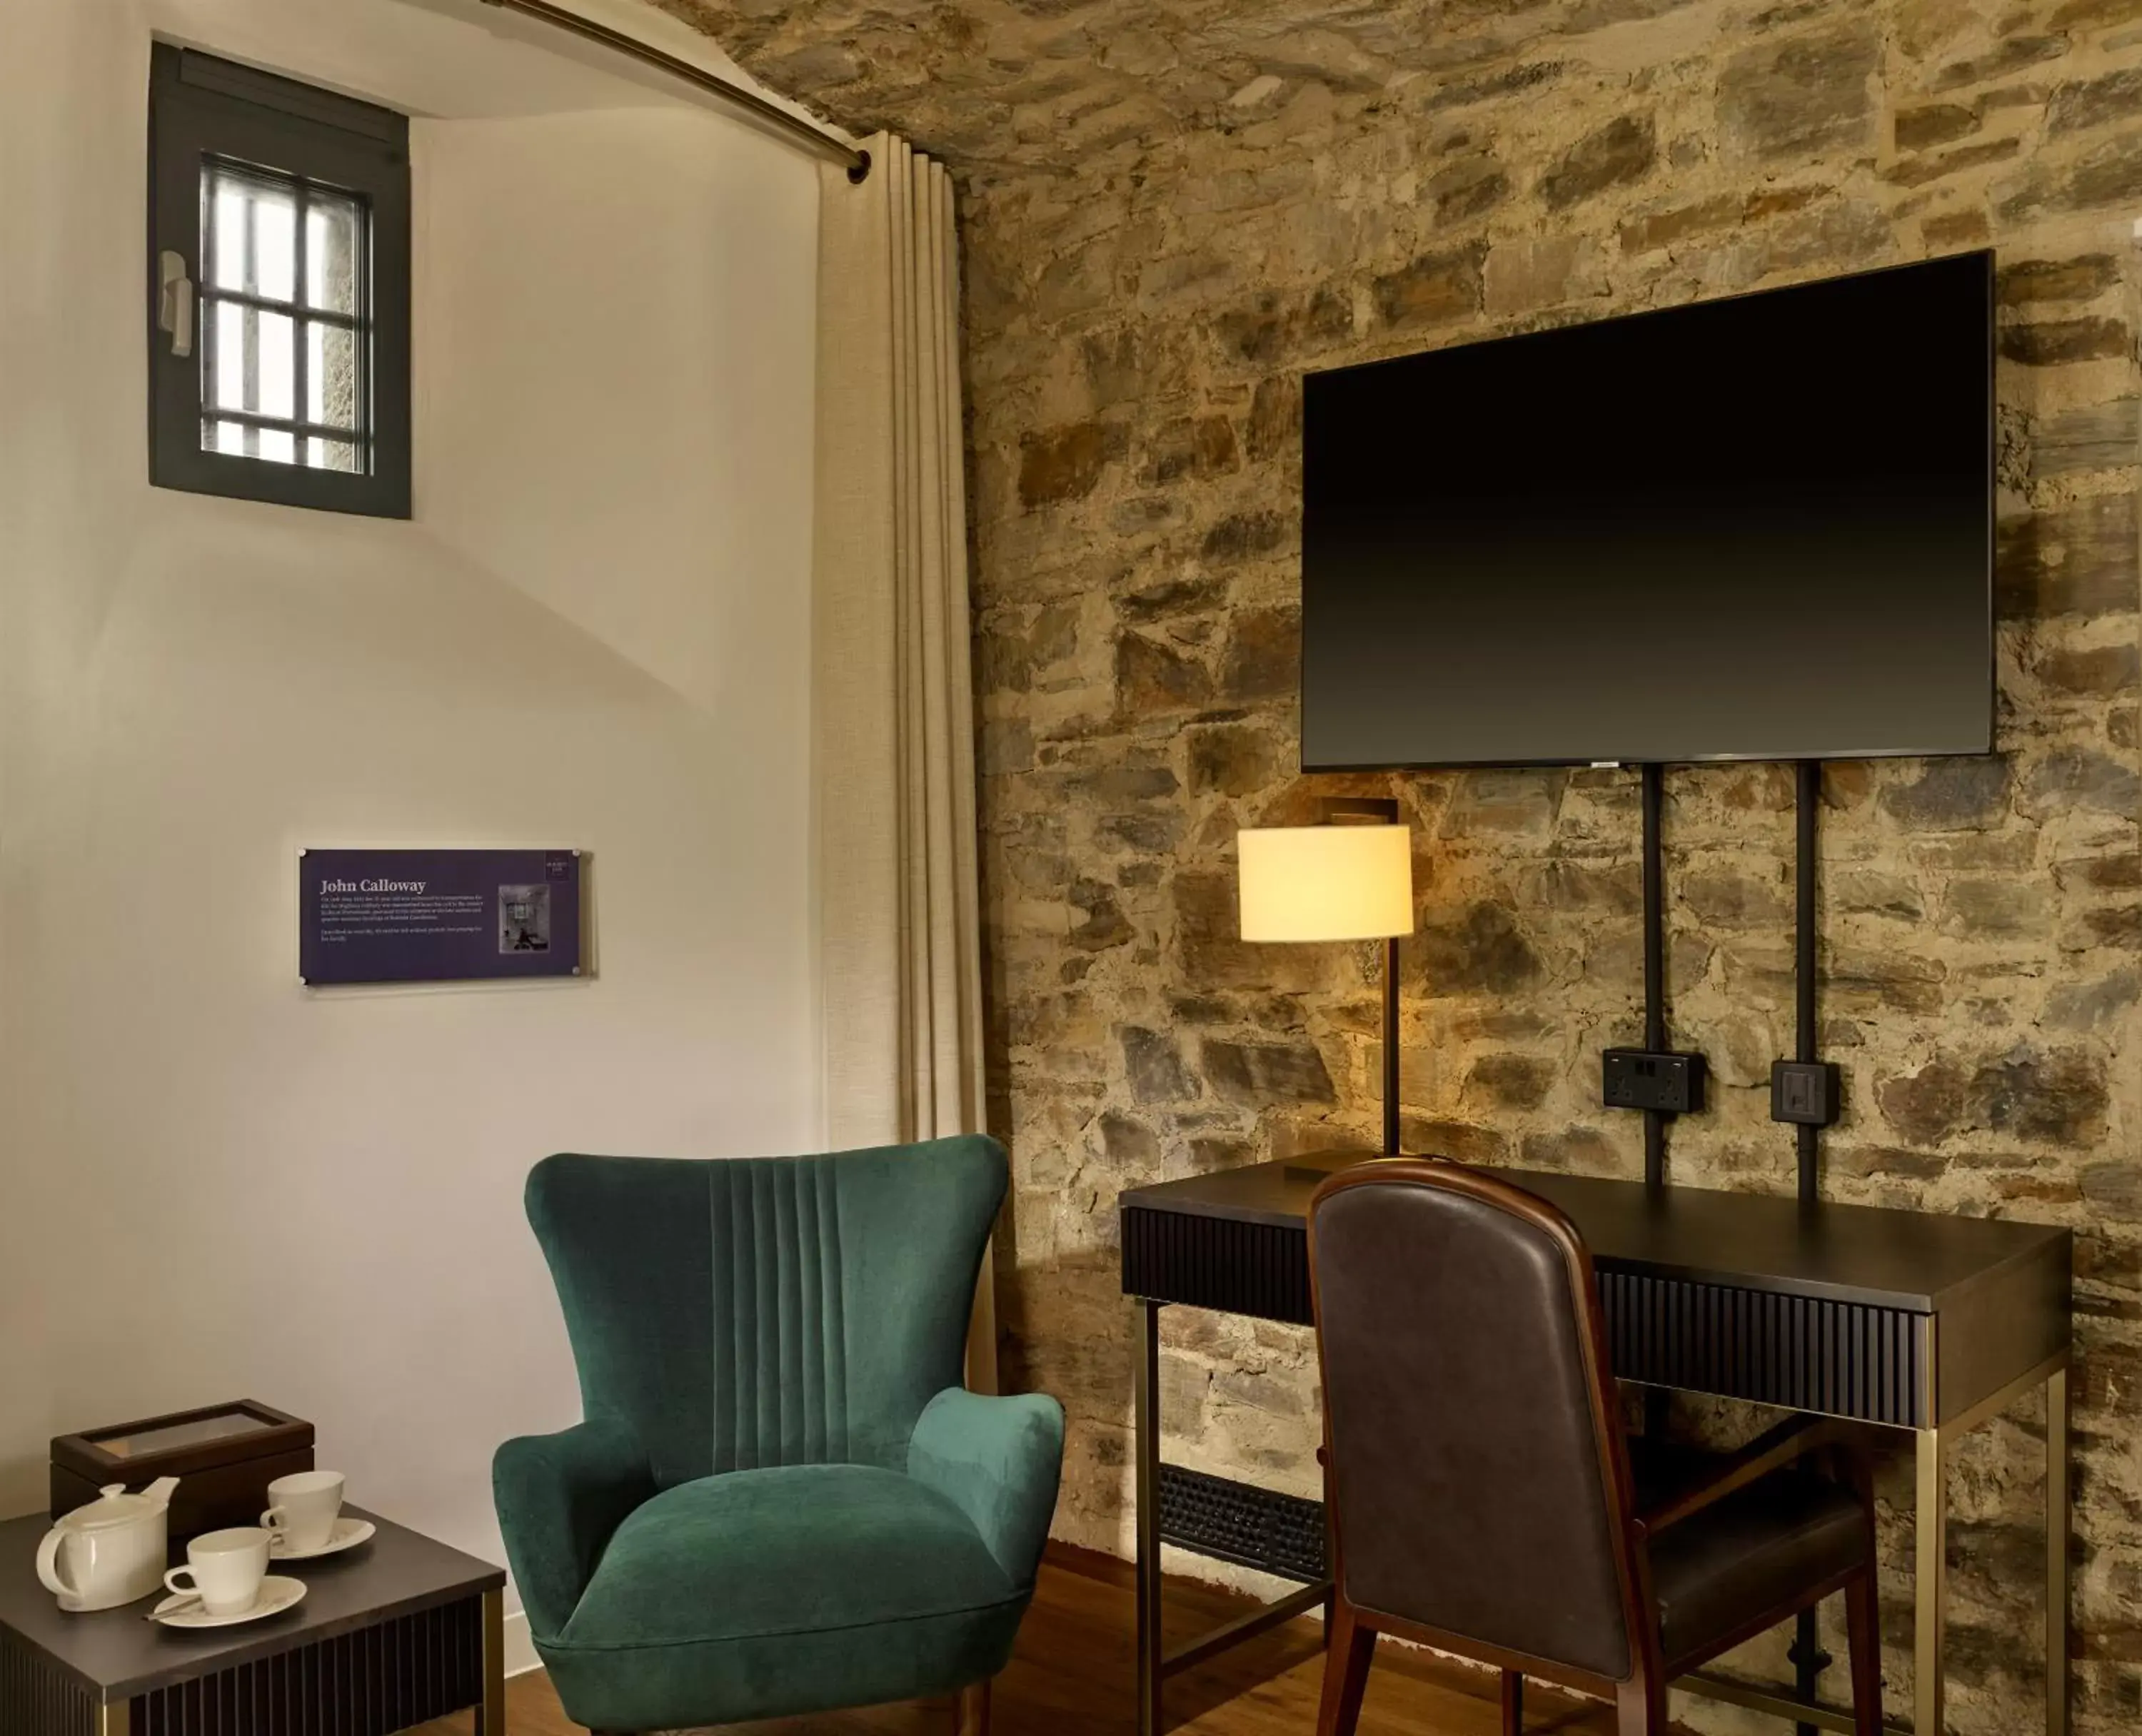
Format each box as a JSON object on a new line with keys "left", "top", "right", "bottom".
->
{"left": 1299, "top": 251, "right": 1995, "bottom": 770}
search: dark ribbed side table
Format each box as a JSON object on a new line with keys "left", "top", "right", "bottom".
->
{"left": 0, "top": 1506, "right": 506, "bottom": 1736}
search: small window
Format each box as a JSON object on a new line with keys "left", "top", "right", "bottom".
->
{"left": 149, "top": 46, "right": 411, "bottom": 517}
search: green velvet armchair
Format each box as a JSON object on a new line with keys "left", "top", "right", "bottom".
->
{"left": 495, "top": 1136, "right": 1063, "bottom": 1736}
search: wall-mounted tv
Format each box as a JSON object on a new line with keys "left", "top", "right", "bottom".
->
{"left": 1299, "top": 251, "right": 1995, "bottom": 770}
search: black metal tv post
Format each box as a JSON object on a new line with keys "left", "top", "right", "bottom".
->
{"left": 1602, "top": 764, "right": 1705, "bottom": 1188}
{"left": 1779, "top": 758, "right": 1844, "bottom": 1735}
{"left": 1602, "top": 758, "right": 1845, "bottom": 1734}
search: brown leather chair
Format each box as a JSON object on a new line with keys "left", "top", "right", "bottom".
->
{"left": 1307, "top": 1160, "right": 1882, "bottom": 1736}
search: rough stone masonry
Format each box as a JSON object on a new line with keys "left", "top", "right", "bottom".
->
{"left": 660, "top": 1, "right": 2141, "bottom": 1729}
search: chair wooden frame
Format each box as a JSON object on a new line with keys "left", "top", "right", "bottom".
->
{"left": 1307, "top": 1160, "right": 1883, "bottom": 1736}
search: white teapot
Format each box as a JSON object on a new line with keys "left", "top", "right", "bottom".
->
{"left": 36, "top": 1479, "right": 181, "bottom": 1612}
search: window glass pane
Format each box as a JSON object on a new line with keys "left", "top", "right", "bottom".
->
{"left": 211, "top": 299, "right": 246, "bottom": 415}
{"left": 305, "top": 196, "right": 363, "bottom": 315}
{"left": 206, "top": 168, "right": 297, "bottom": 302}
{"left": 306, "top": 321, "right": 360, "bottom": 431}
{"left": 206, "top": 302, "right": 295, "bottom": 421}
{"left": 203, "top": 422, "right": 356, "bottom": 475}
{"left": 208, "top": 178, "right": 248, "bottom": 293}
{"left": 253, "top": 188, "right": 296, "bottom": 303}
{"left": 258, "top": 309, "right": 295, "bottom": 421}
{"left": 183, "top": 139, "right": 388, "bottom": 487}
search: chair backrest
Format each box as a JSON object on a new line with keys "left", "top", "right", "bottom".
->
{"left": 1308, "top": 1159, "right": 1643, "bottom": 1682}
{"left": 526, "top": 1136, "right": 1005, "bottom": 1488}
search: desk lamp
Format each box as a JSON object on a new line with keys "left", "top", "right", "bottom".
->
{"left": 1237, "top": 797, "right": 1416, "bottom": 1155}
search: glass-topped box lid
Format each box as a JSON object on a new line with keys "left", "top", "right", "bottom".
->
{"left": 92, "top": 1409, "right": 272, "bottom": 1459}
{"left": 53, "top": 1401, "right": 311, "bottom": 1480}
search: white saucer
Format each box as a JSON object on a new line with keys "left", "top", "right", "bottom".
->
{"left": 270, "top": 1516, "right": 376, "bottom": 1561}
{"left": 151, "top": 1575, "right": 307, "bottom": 1629}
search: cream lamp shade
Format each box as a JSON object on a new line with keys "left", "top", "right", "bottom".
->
{"left": 1237, "top": 824, "right": 1414, "bottom": 942}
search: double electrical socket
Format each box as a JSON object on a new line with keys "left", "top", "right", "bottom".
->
{"left": 1602, "top": 1049, "right": 1706, "bottom": 1116}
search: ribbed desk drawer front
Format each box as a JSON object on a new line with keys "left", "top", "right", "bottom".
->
{"left": 1599, "top": 1270, "right": 1925, "bottom": 1428}
{"left": 1122, "top": 1207, "right": 1314, "bottom": 1324}
{"left": 1125, "top": 1206, "right": 1928, "bottom": 1427}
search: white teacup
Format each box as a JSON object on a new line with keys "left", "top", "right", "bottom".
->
{"left": 261, "top": 1470, "right": 346, "bottom": 1555}
{"left": 164, "top": 1527, "right": 271, "bottom": 1617}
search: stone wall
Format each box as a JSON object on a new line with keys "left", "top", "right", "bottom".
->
{"left": 963, "top": 10, "right": 2141, "bottom": 1733}
{"left": 674, "top": 1, "right": 2142, "bottom": 1727}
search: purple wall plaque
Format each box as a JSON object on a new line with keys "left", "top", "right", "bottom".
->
{"left": 298, "top": 848, "right": 583, "bottom": 986}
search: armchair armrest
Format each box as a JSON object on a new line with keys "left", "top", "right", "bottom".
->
{"left": 1635, "top": 1413, "right": 1853, "bottom": 1538}
{"left": 493, "top": 1415, "right": 655, "bottom": 1640}
{"left": 907, "top": 1387, "right": 1065, "bottom": 1588}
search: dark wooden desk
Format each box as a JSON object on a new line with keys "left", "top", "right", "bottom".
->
{"left": 0, "top": 1506, "right": 506, "bottom": 1736}
{"left": 1120, "top": 1153, "right": 2073, "bottom": 1736}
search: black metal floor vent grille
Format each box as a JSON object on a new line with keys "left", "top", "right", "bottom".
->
{"left": 1157, "top": 1463, "right": 1327, "bottom": 1583}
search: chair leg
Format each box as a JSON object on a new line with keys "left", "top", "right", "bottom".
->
{"left": 1501, "top": 1670, "right": 1524, "bottom": 1735}
{"left": 1316, "top": 1598, "right": 1378, "bottom": 1736}
{"left": 1846, "top": 1571, "right": 1885, "bottom": 1736}
{"left": 1614, "top": 1679, "right": 1664, "bottom": 1736}
{"left": 956, "top": 1677, "right": 991, "bottom": 1736}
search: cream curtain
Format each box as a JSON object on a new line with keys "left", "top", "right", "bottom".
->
{"left": 814, "top": 134, "right": 995, "bottom": 1386}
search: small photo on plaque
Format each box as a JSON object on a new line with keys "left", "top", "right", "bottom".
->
{"left": 498, "top": 885, "right": 551, "bottom": 954}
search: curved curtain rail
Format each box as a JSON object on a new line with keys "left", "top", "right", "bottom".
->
{"left": 476, "top": 0, "right": 871, "bottom": 179}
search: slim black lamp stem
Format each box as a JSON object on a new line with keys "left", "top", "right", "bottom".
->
{"left": 1321, "top": 796, "right": 1407, "bottom": 1158}
{"left": 1383, "top": 934, "right": 1402, "bottom": 1156}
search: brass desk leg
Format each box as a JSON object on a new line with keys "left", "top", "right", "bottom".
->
{"left": 480, "top": 1585, "right": 508, "bottom": 1736}
{"left": 1916, "top": 1426, "right": 1946, "bottom": 1736}
{"left": 2048, "top": 1366, "right": 2070, "bottom": 1736}
{"left": 1135, "top": 1299, "right": 1163, "bottom": 1736}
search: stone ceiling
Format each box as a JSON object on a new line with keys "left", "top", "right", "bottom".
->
{"left": 651, "top": 0, "right": 1712, "bottom": 177}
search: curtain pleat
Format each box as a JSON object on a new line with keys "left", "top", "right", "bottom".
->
{"left": 815, "top": 136, "right": 993, "bottom": 1385}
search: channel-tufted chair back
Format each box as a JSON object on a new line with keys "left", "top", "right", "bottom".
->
{"left": 526, "top": 1137, "right": 1004, "bottom": 1489}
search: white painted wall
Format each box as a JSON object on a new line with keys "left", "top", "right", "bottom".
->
{"left": 0, "top": 0, "right": 822, "bottom": 1604}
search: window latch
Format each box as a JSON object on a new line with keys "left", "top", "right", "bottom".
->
{"left": 157, "top": 251, "right": 194, "bottom": 358}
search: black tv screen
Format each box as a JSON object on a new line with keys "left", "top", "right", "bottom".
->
{"left": 1299, "top": 252, "right": 1995, "bottom": 769}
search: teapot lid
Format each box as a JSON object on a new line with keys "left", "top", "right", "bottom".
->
{"left": 64, "top": 1484, "right": 162, "bottom": 1530}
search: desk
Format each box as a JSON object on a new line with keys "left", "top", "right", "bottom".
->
{"left": 1120, "top": 1153, "right": 2071, "bottom": 1736}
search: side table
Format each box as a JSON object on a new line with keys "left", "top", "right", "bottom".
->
{"left": 0, "top": 1505, "right": 506, "bottom": 1735}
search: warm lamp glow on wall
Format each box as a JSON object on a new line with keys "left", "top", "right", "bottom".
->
{"left": 1237, "top": 798, "right": 1416, "bottom": 1155}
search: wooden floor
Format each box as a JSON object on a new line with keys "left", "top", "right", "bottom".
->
{"left": 423, "top": 1546, "right": 1627, "bottom": 1736}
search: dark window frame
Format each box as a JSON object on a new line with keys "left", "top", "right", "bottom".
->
{"left": 149, "top": 44, "right": 411, "bottom": 518}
